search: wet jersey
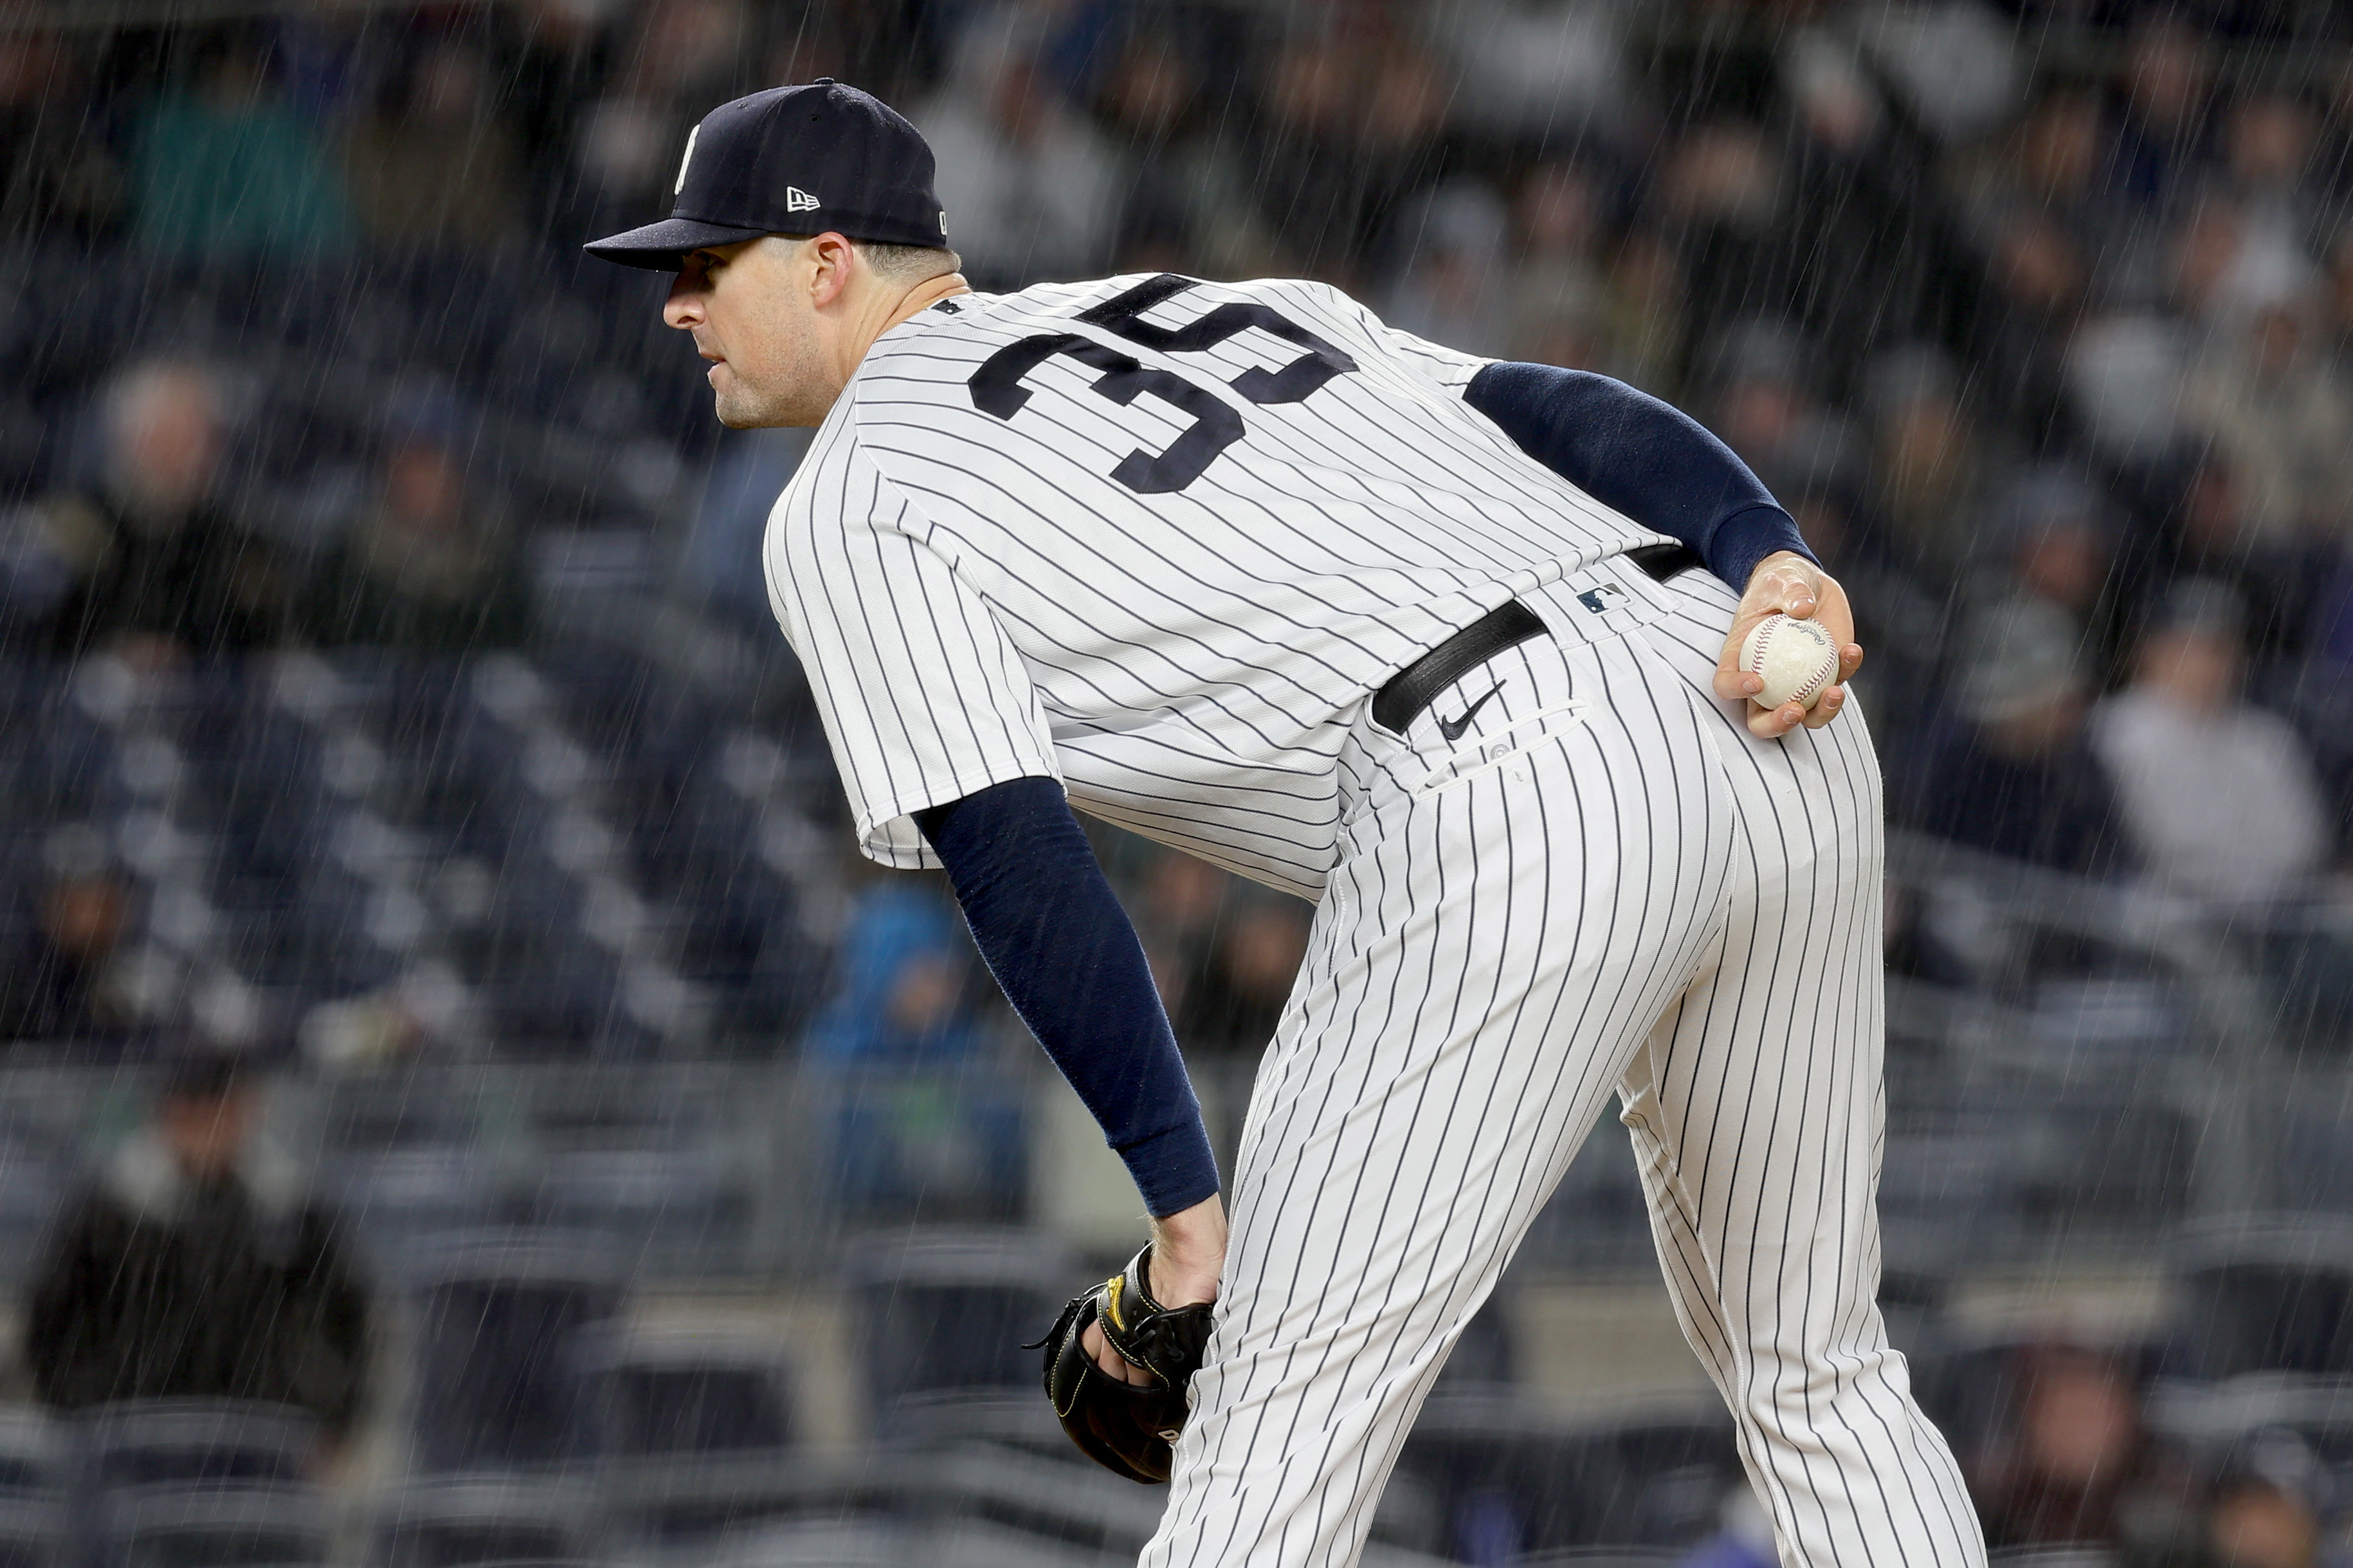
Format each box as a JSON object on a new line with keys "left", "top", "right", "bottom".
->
{"left": 763, "top": 271, "right": 1672, "bottom": 899}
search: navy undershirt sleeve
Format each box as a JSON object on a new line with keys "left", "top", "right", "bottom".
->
{"left": 1464, "top": 361, "right": 1817, "bottom": 590}
{"left": 915, "top": 775, "right": 1219, "bottom": 1218}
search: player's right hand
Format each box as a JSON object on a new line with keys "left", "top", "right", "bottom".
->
{"left": 1714, "top": 551, "right": 1864, "bottom": 739}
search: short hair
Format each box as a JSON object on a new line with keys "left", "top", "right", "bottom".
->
{"left": 100, "top": 359, "right": 221, "bottom": 455}
{"left": 858, "top": 240, "right": 962, "bottom": 284}
{"left": 777, "top": 234, "right": 961, "bottom": 285}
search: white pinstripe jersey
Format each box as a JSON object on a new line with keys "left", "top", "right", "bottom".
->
{"left": 763, "top": 272, "right": 1673, "bottom": 899}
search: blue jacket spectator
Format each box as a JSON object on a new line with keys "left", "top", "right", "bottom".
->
{"left": 804, "top": 884, "right": 983, "bottom": 1067}
{"left": 1916, "top": 597, "right": 2125, "bottom": 878}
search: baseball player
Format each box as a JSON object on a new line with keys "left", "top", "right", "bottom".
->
{"left": 588, "top": 81, "right": 1987, "bottom": 1568}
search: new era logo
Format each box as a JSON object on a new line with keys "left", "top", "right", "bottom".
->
{"left": 785, "top": 187, "right": 821, "bottom": 213}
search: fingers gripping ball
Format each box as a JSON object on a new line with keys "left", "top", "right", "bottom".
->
{"left": 1739, "top": 613, "right": 1839, "bottom": 711}
{"left": 1030, "top": 1243, "right": 1214, "bottom": 1484}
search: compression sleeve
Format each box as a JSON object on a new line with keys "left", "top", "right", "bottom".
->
{"left": 914, "top": 775, "right": 1219, "bottom": 1218}
{"left": 1464, "top": 361, "right": 1818, "bottom": 590}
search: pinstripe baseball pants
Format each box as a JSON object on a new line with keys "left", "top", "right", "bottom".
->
{"left": 1141, "top": 563, "right": 1986, "bottom": 1568}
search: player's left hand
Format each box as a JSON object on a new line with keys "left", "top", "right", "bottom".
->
{"left": 1082, "top": 1192, "right": 1226, "bottom": 1386}
{"left": 1714, "top": 551, "right": 1864, "bottom": 739}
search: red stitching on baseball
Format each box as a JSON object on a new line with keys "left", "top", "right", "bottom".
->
{"left": 1747, "top": 617, "right": 1834, "bottom": 707}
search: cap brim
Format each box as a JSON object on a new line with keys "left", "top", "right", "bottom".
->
{"left": 583, "top": 215, "right": 772, "bottom": 270}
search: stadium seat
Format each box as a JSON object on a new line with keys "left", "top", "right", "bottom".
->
{"left": 73, "top": 1401, "right": 317, "bottom": 1494}
{"left": 0, "top": 1413, "right": 60, "bottom": 1499}
{"left": 1395, "top": 1391, "right": 1741, "bottom": 1559}
{"left": 0, "top": 1495, "right": 66, "bottom": 1568}
{"left": 2167, "top": 1216, "right": 2353, "bottom": 1379}
{"left": 406, "top": 1232, "right": 630, "bottom": 1472}
{"left": 1430, "top": 1290, "right": 1518, "bottom": 1394}
{"left": 372, "top": 1476, "right": 597, "bottom": 1568}
{"left": 842, "top": 1229, "right": 1074, "bottom": 1439}
{"left": 572, "top": 1324, "right": 794, "bottom": 1459}
{"left": 102, "top": 1481, "right": 329, "bottom": 1568}
{"left": 330, "top": 1146, "right": 513, "bottom": 1267}
{"left": 702, "top": 1518, "right": 904, "bottom": 1568}
{"left": 1985, "top": 1551, "right": 2123, "bottom": 1568}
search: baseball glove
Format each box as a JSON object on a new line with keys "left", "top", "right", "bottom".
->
{"left": 1029, "top": 1243, "right": 1214, "bottom": 1484}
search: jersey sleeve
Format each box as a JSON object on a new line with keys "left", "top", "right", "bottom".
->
{"left": 765, "top": 440, "right": 1060, "bottom": 869}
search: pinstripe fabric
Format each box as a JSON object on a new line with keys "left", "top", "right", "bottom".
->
{"left": 1141, "top": 566, "right": 1985, "bottom": 1568}
{"left": 763, "top": 273, "right": 1675, "bottom": 898}
{"left": 759, "top": 270, "right": 1980, "bottom": 1568}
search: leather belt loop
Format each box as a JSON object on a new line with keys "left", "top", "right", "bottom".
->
{"left": 1370, "top": 545, "right": 1702, "bottom": 734}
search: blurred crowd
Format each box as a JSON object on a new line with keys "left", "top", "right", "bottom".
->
{"left": 4, "top": 10, "right": 2353, "bottom": 1563}
{"left": 3, "top": 0, "right": 2350, "bottom": 1077}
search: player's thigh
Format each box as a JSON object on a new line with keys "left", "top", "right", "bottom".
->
{"left": 1212, "top": 630, "right": 1734, "bottom": 1402}
{"left": 1615, "top": 690, "right": 1887, "bottom": 1323}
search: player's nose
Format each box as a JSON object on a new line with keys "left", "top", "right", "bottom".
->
{"left": 661, "top": 274, "right": 704, "bottom": 329}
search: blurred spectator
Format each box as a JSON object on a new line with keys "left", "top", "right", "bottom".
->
{"left": 1972, "top": 206, "right": 2092, "bottom": 451}
{"left": 1954, "top": 88, "right": 2132, "bottom": 293}
{"left": 1657, "top": 120, "right": 1797, "bottom": 389}
{"left": 342, "top": 37, "right": 527, "bottom": 255}
{"left": 2090, "top": 580, "right": 2332, "bottom": 906}
{"left": 1969, "top": 1344, "right": 2176, "bottom": 1558}
{"left": 1423, "top": 0, "right": 1627, "bottom": 147}
{"left": 571, "top": 0, "right": 751, "bottom": 230}
{"left": 1381, "top": 179, "right": 1514, "bottom": 357}
{"left": 1097, "top": 27, "right": 1287, "bottom": 281}
{"left": 2066, "top": 307, "right": 2190, "bottom": 465}
{"left": 1866, "top": 345, "right": 2013, "bottom": 583}
{"left": 806, "top": 883, "right": 1021, "bottom": 1217}
{"left": 493, "top": 0, "right": 621, "bottom": 212}
{"left": 2172, "top": 195, "right": 2312, "bottom": 335}
{"left": 805, "top": 883, "right": 983, "bottom": 1067}
{"left": 1703, "top": 320, "right": 1864, "bottom": 491}
{"left": 0, "top": 30, "right": 122, "bottom": 241}
{"left": 129, "top": 25, "right": 354, "bottom": 264}
{"left": 678, "top": 424, "right": 810, "bottom": 635}
{"left": 1179, "top": 899, "right": 1309, "bottom": 1058}
{"left": 24, "top": 1050, "right": 371, "bottom": 1444}
{"left": 305, "top": 392, "right": 531, "bottom": 653}
{"left": 2219, "top": 92, "right": 2324, "bottom": 273}
{"left": 915, "top": 18, "right": 1118, "bottom": 289}
{"left": 1251, "top": 29, "right": 1447, "bottom": 286}
{"left": 1772, "top": 27, "right": 1956, "bottom": 384}
{"left": 26, "top": 359, "right": 290, "bottom": 660}
{"left": 1916, "top": 596, "right": 2123, "bottom": 878}
{"left": 1502, "top": 161, "right": 1607, "bottom": 360}
{"left": 1501, "top": 159, "right": 1693, "bottom": 395}
{"left": 0, "top": 825, "right": 140, "bottom": 1045}
{"left": 1678, "top": 1484, "right": 1777, "bottom": 1568}
{"left": 2204, "top": 1468, "right": 2324, "bottom": 1568}
{"left": 1983, "top": 465, "right": 2127, "bottom": 676}
{"left": 1851, "top": 0, "right": 2021, "bottom": 146}
{"left": 2181, "top": 302, "right": 2353, "bottom": 552}
{"left": 2109, "top": 17, "right": 2216, "bottom": 221}
{"left": 1507, "top": 168, "right": 1690, "bottom": 397}
{"left": 2164, "top": 457, "right": 2311, "bottom": 663}
{"left": 1132, "top": 848, "right": 1230, "bottom": 1023}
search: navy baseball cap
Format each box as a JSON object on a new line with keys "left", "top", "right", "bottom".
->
{"left": 585, "top": 79, "right": 947, "bottom": 271}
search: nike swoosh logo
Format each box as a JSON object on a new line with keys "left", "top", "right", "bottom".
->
{"left": 1437, "top": 683, "right": 1504, "bottom": 741}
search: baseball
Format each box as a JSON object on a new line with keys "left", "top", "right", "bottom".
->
{"left": 1739, "top": 613, "right": 1840, "bottom": 710}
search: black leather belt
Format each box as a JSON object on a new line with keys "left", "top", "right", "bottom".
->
{"left": 1370, "top": 542, "right": 1700, "bottom": 732}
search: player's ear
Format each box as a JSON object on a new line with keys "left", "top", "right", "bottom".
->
{"left": 806, "top": 232, "right": 857, "bottom": 309}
